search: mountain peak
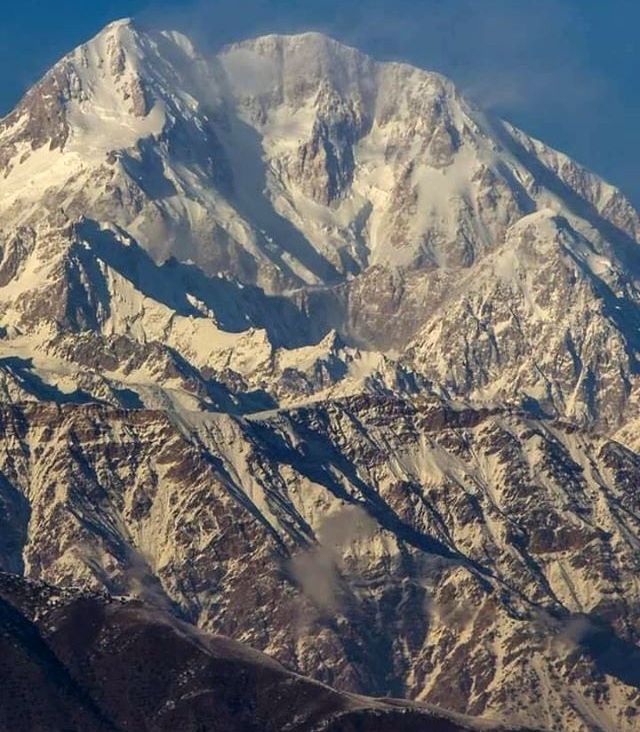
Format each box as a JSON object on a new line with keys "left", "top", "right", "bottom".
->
{"left": 220, "top": 30, "right": 377, "bottom": 109}
{"left": 102, "top": 16, "right": 135, "bottom": 31}
{"left": 224, "top": 30, "right": 365, "bottom": 56}
{"left": 76, "top": 16, "right": 143, "bottom": 67}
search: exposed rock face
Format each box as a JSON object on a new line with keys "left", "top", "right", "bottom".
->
{"left": 0, "top": 18, "right": 640, "bottom": 732}
{"left": 404, "top": 210, "right": 640, "bottom": 431}
{"left": 0, "top": 397, "right": 638, "bottom": 730}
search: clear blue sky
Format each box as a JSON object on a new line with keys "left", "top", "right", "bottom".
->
{"left": 3, "top": 0, "right": 639, "bottom": 206}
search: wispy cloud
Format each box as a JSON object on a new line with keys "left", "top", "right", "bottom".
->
{"left": 137, "top": 0, "right": 639, "bottom": 206}
{"left": 140, "top": 0, "right": 603, "bottom": 116}
{"left": 288, "top": 504, "right": 377, "bottom": 614}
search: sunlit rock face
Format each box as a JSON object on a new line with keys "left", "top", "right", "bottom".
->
{"left": 0, "top": 19, "right": 640, "bottom": 732}
{"left": 1, "top": 397, "right": 639, "bottom": 731}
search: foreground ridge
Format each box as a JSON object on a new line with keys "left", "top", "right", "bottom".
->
{"left": 0, "top": 571, "right": 535, "bottom": 731}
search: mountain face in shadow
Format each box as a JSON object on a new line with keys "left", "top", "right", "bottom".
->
{"left": 0, "top": 572, "right": 535, "bottom": 732}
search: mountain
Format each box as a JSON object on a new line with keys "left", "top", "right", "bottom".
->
{"left": 0, "top": 572, "right": 534, "bottom": 731}
{"left": 1, "top": 20, "right": 640, "bottom": 426}
{"left": 0, "top": 17, "right": 639, "bottom": 732}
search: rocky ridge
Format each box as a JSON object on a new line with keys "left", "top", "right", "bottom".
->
{"left": 1, "top": 572, "right": 533, "bottom": 731}
{"left": 0, "top": 397, "right": 639, "bottom": 730}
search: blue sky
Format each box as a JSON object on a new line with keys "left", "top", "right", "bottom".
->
{"left": 3, "top": 0, "right": 639, "bottom": 206}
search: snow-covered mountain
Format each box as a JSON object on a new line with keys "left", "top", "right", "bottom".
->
{"left": 1, "top": 17, "right": 640, "bottom": 732}
{"left": 1, "top": 19, "right": 640, "bottom": 428}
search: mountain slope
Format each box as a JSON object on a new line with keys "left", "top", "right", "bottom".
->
{"left": 0, "top": 398, "right": 639, "bottom": 730}
{"left": 1, "top": 572, "right": 532, "bottom": 732}
{"left": 0, "top": 21, "right": 640, "bottom": 428}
